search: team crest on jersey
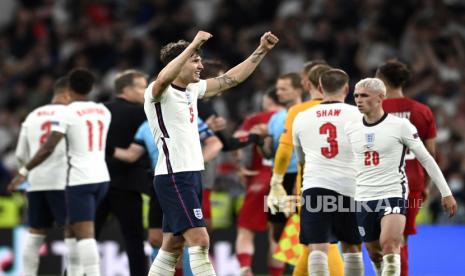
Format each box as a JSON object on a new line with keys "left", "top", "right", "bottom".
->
{"left": 364, "top": 133, "right": 375, "bottom": 149}
{"left": 193, "top": 208, "right": 203, "bottom": 219}
{"left": 358, "top": 226, "right": 366, "bottom": 237}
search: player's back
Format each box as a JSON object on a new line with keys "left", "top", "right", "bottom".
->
{"left": 382, "top": 97, "right": 436, "bottom": 192}
{"left": 21, "top": 104, "right": 67, "bottom": 191}
{"left": 293, "top": 102, "right": 361, "bottom": 196}
{"left": 59, "top": 101, "right": 111, "bottom": 185}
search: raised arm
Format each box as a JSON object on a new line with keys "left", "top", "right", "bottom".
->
{"left": 152, "top": 31, "right": 212, "bottom": 98}
{"left": 204, "top": 32, "right": 279, "bottom": 98}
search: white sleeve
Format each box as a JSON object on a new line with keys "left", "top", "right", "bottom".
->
{"left": 401, "top": 120, "right": 452, "bottom": 197}
{"left": 196, "top": 79, "right": 207, "bottom": 99}
{"left": 15, "top": 123, "right": 30, "bottom": 165}
{"left": 50, "top": 108, "right": 69, "bottom": 134}
{"left": 294, "top": 145, "right": 305, "bottom": 164}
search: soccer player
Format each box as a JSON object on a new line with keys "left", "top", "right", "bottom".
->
{"left": 145, "top": 30, "right": 278, "bottom": 275}
{"left": 96, "top": 69, "right": 149, "bottom": 276}
{"left": 235, "top": 89, "right": 284, "bottom": 276}
{"left": 8, "top": 69, "right": 112, "bottom": 276}
{"left": 266, "top": 62, "right": 345, "bottom": 276}
{"left": 293, "top": 69, "right": 363, "bottom": 276}
{"left": 346, "top": 78, "right": 457, "bottom": 276}
{"left": 376, "top": 60, "right": 436, "bottom": 276}
{"left": 7, "top": 77, "right": 78, "bottom": 276}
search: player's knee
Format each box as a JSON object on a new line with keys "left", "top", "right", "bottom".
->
{"left": 380, "top": 236, "right": 402, "bottom": 255}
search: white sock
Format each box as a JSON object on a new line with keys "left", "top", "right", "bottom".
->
{"left": 65, "top": 238, "right": 83, "bottom": 276}
{"left": 371, "top": 260, "right": 383, "bottom": 276}
{"left": 77, "top": 239, "right": 100, "bottom": 276}
{"left": 188, "top": 246, "right": 216, "bottom": 275}
{"left": 23, "top": 233, "right": 45, "bottom": 276}
{"left": 148, "top": 249, "right": 179, "bottom": 276}
{"left": 308, "top": 250, "right": 329, "bottom": 276}
{"left": 343, "top": 252, "right": 364, "bottom": 276}
{"left": 382, "top": 254, "right": 400, "bottom": 276}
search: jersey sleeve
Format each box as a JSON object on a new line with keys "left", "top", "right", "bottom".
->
{"left": 50, "top": 108, "right": 70, "bottom": 134}
{"left": 400, "top": 119, "right": 421, "bottom": 149}
{"left": 196, "top": 79, "right": 208, "bottom": 99}
{"left": 15, "top": 123, "right": 30, "bottom": 164}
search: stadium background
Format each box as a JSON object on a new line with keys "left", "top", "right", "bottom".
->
{"left": 0, "top": 0, "right": 464, "bottom": 275}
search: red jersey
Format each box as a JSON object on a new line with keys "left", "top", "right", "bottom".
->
{"left": 383, "top": 97, "right": 437, "bottom": 192}
{"left": 239, "top": 111, "right": 275, "bottom": 171}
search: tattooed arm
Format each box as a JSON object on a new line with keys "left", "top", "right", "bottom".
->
{"left": 204, "top": 32, "right": 279, "bottom": 98}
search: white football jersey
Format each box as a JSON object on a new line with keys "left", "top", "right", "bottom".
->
{"left": 293, "top": 102, "right": 361, "bottom": 197}
{"left": 144, "top": 80, "right": 207, "bottom": 175}
{"left": 51, "top": 101, "right": 111, "bottom": 186}
{"left": 16, "top": 104, "right": 68, "bottom": 191}
{"left": 345, "top": 113, "right": 423, "bottom": 201}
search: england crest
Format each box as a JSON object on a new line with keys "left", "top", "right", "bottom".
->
{"left": 365, "top": 133, "right": 375, "bottom": 144}
{"left": 193, "top": 208, "right": 203, "bottom": 219}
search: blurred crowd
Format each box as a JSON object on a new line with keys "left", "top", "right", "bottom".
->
{"left": 1, "top": 0, "right": 465, "bottom": 223}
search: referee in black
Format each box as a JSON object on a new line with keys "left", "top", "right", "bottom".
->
{"left": 96, "top": 70, "right": 150, "bottom": 276}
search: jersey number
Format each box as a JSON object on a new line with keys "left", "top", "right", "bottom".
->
{"left": 39, "top": 122, "right": 52, "bottom": 145}
{"left": 364, "top": 151, "right": 380, "bottom": 166}
{"left": 319, "top": 122, "right": 338, "bottom": 158}
{"left": 86, "top": 120, "right": 104, "bottom": 151}
{"left": 189, "top": 104, "right": 194, "bottom": 123}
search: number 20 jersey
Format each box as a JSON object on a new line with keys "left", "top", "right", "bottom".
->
{"left": 16, "top": 104, "right": 68, "bottom": 191}
{"left": 345, "top": 113, "right": 422, "bottom": 201}
{"left": 293, "top": 102, "right": 361, "bottom": 197}
{"left": 51, "top": 101, "right": 111, "bottom": 186}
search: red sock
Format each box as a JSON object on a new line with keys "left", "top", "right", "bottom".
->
{"left": 174, "top": 267, "right": 183, "bottom": 276}
{"left": 269, "top": 266, "right": 285, "bottom": 276}
{"left": 400, "top": 243, "right": 408, "bottom": 276}
{"left": 237, "top": 253, "right": 252, "bottom": 268}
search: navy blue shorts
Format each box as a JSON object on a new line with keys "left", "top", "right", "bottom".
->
{"left": 66, "top": 182, "right": 109, "bottom": 224}
{"left": 27, "top": 190, "right": 67, "bottom": 228}
{"left": 154, "top": 171, "right": 206, "bottom": 235}
{"left": 356, "top": 197, "right": 407, "bottom": 242}
{"left": 300, "top": 188, "right": 361, "bottom": 245}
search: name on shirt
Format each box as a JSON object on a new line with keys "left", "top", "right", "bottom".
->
{"left": 316, "top": 109, "right": 341, "bottom": 117}
{"left": 37, "top": 110, "right": 55, "bottom": 116}
{"left": 390, "top": 111, "right": 411, "bottom": 120}
{"left": 77, "top": 108, "right": 105, "bottom": 116}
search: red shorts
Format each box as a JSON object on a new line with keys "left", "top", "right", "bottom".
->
{"left": 202, "top": 189, "right": 212, "bottom": 220}
{"left": 237, "top": 169, "right": 272, "bottom": 231}
{"left": 404, "top": 191, "right": 424, "bottom": 235}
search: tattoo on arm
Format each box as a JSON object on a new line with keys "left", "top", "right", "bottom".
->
{"left": 251, "top": 49, "right": 265, "bottom": 63}
{"left": 215, "top": 75, "right": 239, "bottom": 90}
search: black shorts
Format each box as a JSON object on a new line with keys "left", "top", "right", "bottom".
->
{"left": 300, "top": 188, "right": 361, "bottom": 245}
{"left": 356, "top": 197, "right": 407, "bottom": 242}
{"left": 268, "top": 172, "right": 297, "bottom": 224}
{"left": 154, "top": 171, "right": 206, "bottom": 235}
{"left": 66, "top": 182, "right": 109, "bottom": 224}
{"left": 27, "top": 190, "right": 66, "bottom": 228}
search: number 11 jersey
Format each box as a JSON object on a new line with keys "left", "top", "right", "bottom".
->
{"left": 51, "top": 101, "right": 111, "bottom": 186}
{"left": 293, "top": 102, "right": 361, "bottom": 197}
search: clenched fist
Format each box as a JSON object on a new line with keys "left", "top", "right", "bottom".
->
{"left": 260, "top": 32, "right": 279, "bottom": 51}
{"left": 192, "top": 31, "right": 213, "bottom": 48}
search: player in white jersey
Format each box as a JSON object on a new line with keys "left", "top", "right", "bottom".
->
{"left": 293, "top": 69, "right": 363, "bottom": 276}
{"left": 8, "top": 69, "right": 111, "bottom": 276}
{"left": 345, "top": 78, "right": 457, "bottom": 276}
{"left": 7, "top": 77, "right": 77, "bottom": 276}
{"left": 146, "top": 30, "right": 278, "bottom": 275}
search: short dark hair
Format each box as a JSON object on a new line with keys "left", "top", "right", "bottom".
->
{"left": 320, "top": 69, "right": 349, "bottom": 94}
{"left": 114, "top": 70, "right": 148, "bottom": 94}
{"left": 53, "top": 76, "right": 69, "bottom": 95}
{"left": 376, "top": 60, "right": 411, "bottom": 89}
{"left": 200, "top": 59, "right": 226, "bottom": 79}
{"left": 265, "top": 87, "right": 280, "bottom": 105}
{"left": 278, "top": 72, "right": 302, "bottom": 90}
{"left": 160, "top": 40, "right": 202, "bottom": 65}
{"left": 308, "top": 64, "right": 332, "bottom": 87}
{"left": 68, "top": 68, "right": 95, "bottom": 95}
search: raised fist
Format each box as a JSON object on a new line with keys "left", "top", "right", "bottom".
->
{"left": 193, "top": 31, "right": 213, "bottom": 47}
{"left": 260, "top": 32, "right": 279, "bottom": 51}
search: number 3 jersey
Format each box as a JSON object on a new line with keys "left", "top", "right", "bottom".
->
{"left": 345, "top": 113, "right": 427, "bottom": 201}
{"left": 293, "top": 102, "right": 362, "bottom": 197}
{"left": 16, "top": 104, "right": 68, "bottom": 191}
{"left": 51, "top": 101, "right": 111, "bottom": 186}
